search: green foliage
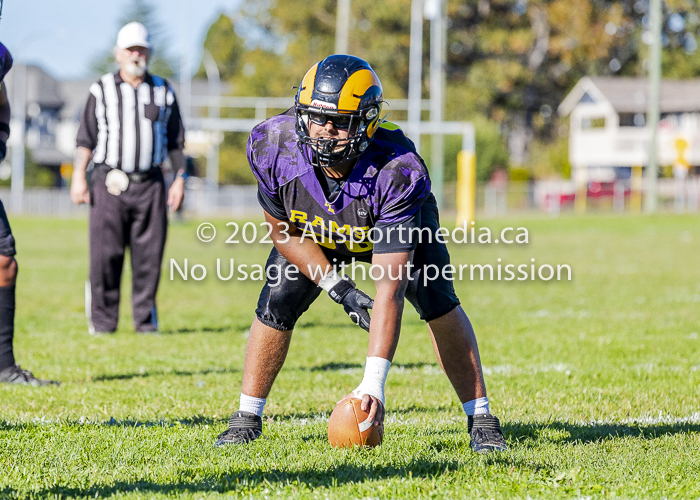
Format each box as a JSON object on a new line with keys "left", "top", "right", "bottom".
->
{"left": 23, "top": 149, "right": 56, "bottom": 187}
{"left": 548, "top": 134, "right": 571, "bottom": 179}
{"left": 509, "top": 167, "right": 531, "bottom": 181}
{"left": 195, "top": 14, "right": 246, "bottom": 83}
{"left": 200, "top": 0, "right": 700, "bottom": 183}
{"left": 218, "top": 133, "right": 256, "bottom": 185}
{"left": 422, "top": 116, "right": 508, "bottom": 183}
{"left": 0, "top": 148, "right": 57, "bottom": 187}
{"left": 2, "top": 215, "right": 700, "bottom": 498}
{"left": 89, "top": 0, "right": 176, "bottom": 78}
{"left": 525, "top": 134, "right": 571, "bottom": 179}
{"left": 474, "top": 116, "right": 510, "bottom": 182}
{"left": 197, "top": 1, "right": 412, "bottom": 101}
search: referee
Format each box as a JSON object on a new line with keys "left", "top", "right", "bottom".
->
{"left": 70, "top": 22, "right": 186, "bottom": 334}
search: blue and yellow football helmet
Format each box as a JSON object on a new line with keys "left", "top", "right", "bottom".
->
{"left": 295, "top": 55, "right": 383, "bottom": 168}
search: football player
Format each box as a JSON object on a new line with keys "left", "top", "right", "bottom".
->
{"left": 0, "top": 34, "right": 59, "bottom": 385}
{"left": 215, "top": 55, "right": 506, "bottom": 452}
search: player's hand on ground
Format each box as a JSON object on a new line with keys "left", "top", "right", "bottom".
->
{"left": 70, "top": 175, "right": 90, "bottom": 205}
{"left": 167, "top": 177, "right": 185, "bottom": 211}
{"left": 341, "top": 392, "right": 385, "bottom": 427}
{"left": 328, "top": 278, "right": 374, "bottom": 331}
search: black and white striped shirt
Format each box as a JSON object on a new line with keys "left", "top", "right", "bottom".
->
{"left": 76, "top": 72, "right": 185, "bottom": 172}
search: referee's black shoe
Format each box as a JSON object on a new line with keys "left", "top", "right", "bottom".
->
{"left": 215, "top": 411, "right": 263, "bottom": 446}
{"left": 468, "top": 414, "right": 507, "bottom": 453}
{"left": 0, "top": 364, "right": 60, "bottom": 386}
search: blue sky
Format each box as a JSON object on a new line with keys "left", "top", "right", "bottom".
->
{"left": 1, "top": 0, "right": 240, "bottom": 80}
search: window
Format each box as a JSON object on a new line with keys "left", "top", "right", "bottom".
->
{"left": 619, "top": 113, "right": 645, "bottom": 127}
{"left": 582, "top": 117, "right": 606, "bottom": 129}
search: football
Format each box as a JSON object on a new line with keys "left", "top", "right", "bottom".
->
{"left": 327, "top": 397, "right": 383, "bottom": 448}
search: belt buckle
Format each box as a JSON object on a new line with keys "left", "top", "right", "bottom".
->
{"left": 129, "top": 171, "right": 148, "bottom": 183}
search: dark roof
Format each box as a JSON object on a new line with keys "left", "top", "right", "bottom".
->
{"left": 59, "top": 80, "right": 92, "bottom": 120}
{"left": 4, "top": 64, "right": 63, "bottom": 109}
{"left": 589, "top": 77, "right": 700, "bottom": 113}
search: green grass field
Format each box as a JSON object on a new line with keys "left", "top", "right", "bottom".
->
{"left": 1, "top": 213, "right": 699, "bottom": 499}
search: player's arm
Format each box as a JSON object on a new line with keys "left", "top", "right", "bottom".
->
{"left": 166, "top": 88, "right": 186, "bottom": 211}
{"left": 368, "top": 250, "right": 412, "bottom": 361}
{"left": 264, "top": 210, "right": 333, "bottom": 281}
{"left": 345, "top": 168, "right": 430, "bottom": 424}
{"left": 72, "top": 91, "right": 99, "bottom": 205}
{"left": 71, "top": 147, "right": 93, "bottom": 205}
{"left": 263, "top": 209, "right": 375, "bottom": 330}
{"left": 346, "top": 249, "right": 413, "bottom": 426}
{"left": 0, "top": 85, "right": 10, "bottom": 161}
{"left": 166, "top": 149, "right": 186, "bottom": 211}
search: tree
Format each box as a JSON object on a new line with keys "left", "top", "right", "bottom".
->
{"left": 89, "top": 0, "right": 176, "bottom": 78}
{"left": 200, "top": 0, "right": 700, "bottom": 183}
{"left": 195, "top": 14, "right": 246, "bottom": 83}
{"left": 446, "top": 0, "right": 700, "bottom": 171}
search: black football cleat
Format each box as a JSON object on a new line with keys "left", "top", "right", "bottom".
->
{"left": 0, "top": 364, "right": 60, "bottom": 387}
{"left": 468, "top": 414, "right": 507, "bottom": 453}
{"left": 215, "top": 411, "right": 263, "bottom": 446}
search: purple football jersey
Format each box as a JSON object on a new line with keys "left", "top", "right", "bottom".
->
{"left": 0, "top": 42, "right": 13, "bottom": 83}
{"left": 247, "top": 109, "right": 432, "bottom": 258}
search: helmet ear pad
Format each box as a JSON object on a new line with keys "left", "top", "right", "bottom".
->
{"left": 364, "top": 106, "right": 381, "bottom": 140}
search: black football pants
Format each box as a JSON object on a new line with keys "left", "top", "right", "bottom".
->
{"left": 89, "top": 166, "right": 167, "bottom": 332}
{"left": 255, "top": 194, "right": 461, "bottom": 331}
{"left": 0, "top": 199, "right": 16, "bottom": 370}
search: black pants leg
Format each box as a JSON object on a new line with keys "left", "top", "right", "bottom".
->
{"left": 255, "top": 248, "right": 323, "bottom": 331}
{"left": 404, "top": 194, "right": 461, "bottom": 322}
{"left": 89, "top": 169, "right": 128, "bottom": 332}
{"left": 0, "top": 199, "right": 16, "bottom": 370}
{"left": 128, "top": 172, "right": 167, "bottom": 332}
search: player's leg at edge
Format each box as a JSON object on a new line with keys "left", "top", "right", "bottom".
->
{"left": 0, "top": 254, "right": 59, "bottom": 386}
{"left": 214, "top": 318, "right": 289, "bottom": 445}
{"left": 427, "top": 306, "right": 507, "bottom": 453}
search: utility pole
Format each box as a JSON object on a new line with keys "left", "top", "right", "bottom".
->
{"left": 10, "top": 63, "right": 26, "bottom": 213}
{"left": 425, "top": 0, "right": 445, "bottom": 208}
{"left": 408, "top": 0, "right": 423, "bottom": 153}
{"left": 179, "top": 0, "right": 192, "bottom": 125}
{"left": 645, "top": 0, "right": 661, "bottom": 213}
{"left": 202, "top": 49, "right": 221, "bottom": 201}
{"left": 335, "top": 0, "right": 351, "bottom": 54}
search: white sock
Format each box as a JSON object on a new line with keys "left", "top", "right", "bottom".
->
{"left": 462, "top": 397, "right": 490, "bottom": 416}
{"left": 352, "top": 356, "right": 391, "bottom": 405}
{"left": 239, "top": 393, "right": 266, "bottom": 417}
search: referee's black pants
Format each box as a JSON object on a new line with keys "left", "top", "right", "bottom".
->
{"left": 89, "top": 166, "right": 167, "bottom": 332}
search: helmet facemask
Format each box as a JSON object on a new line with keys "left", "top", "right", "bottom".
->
{"left": 295, "top": 100, "right": 380, "bottom": 169}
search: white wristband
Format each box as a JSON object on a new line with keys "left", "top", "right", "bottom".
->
{"left": 318, "top": 269, "right": 342, "bottom": 292}
{"left": 352, "top": 356, "right": 391, "bottom": 406}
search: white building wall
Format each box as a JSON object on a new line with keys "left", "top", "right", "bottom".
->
{"left": 569, "top": 106, "right": 700, "bottom": 169}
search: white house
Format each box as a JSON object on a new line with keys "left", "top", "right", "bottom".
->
{"left": 558, "top": 77, "right": 700, "bottom": 184}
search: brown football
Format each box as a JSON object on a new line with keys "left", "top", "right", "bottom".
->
{"left": 327, "top": 397, "right": 383, "bottom": 448}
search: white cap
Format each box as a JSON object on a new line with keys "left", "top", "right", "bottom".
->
{"left": 116, "top": 22, "right": 151, "bottom": 50}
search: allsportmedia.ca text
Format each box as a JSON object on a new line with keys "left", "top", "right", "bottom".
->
{"left": 196, "top": 221, "right": 530, "bottom": 246}
{"left": 169, "top": 258, "right": 572, "bottom": 286}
